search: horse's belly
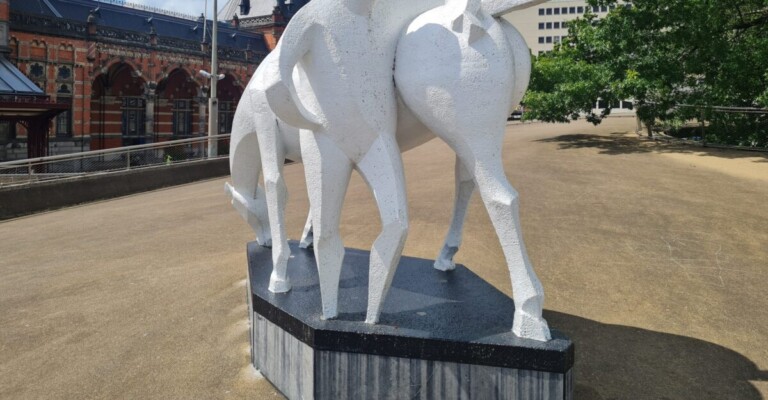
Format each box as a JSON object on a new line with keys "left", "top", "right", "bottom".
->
{"left": 395, "top": 95, "right": 435, "bottom": 153}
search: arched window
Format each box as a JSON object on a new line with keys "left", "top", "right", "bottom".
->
{"left": 56, "top": 84, "right": 73, "bottom": 138}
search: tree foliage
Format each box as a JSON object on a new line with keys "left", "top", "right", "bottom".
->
{"left": 523, "top": 0, "right": 768, "bottom": 146}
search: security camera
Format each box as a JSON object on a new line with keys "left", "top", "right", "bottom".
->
{"left": 199, "top": 70, "right": 225, "bottom": 80}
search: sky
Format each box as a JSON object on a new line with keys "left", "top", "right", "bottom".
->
{"left": 127, "top": 0, "right": 221, "bottom": 19}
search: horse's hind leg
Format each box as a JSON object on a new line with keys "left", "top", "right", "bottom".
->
{"left": 469, "top": 148, "right": 550, "bottom": 341}
{"left": 299, "top": 210, "right": 314, "bottom": 249}
{"left": 355, "top": 134, "right": 410, "bottom": 324}
{"left": 259, "top": 117, "right": 292, "bottom": 293}
{"left": 300, "top": 132, "right": 353, "bottom": 319}
{"left": 435, "top": 154, "right": 475, "bottom": 271}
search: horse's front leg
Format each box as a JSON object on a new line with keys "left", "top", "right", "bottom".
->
{"left": 300, "top": 131, "right": 353, "bottom": 319}
{"left": 355, "top": 134, "right": 410, "bottom": 324}
{"left": 435, "top": 154, "right": 475, "bottom": 271}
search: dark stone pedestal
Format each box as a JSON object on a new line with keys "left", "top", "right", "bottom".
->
{"left": 247, "top": 241, "right": 574, "bottom": 400}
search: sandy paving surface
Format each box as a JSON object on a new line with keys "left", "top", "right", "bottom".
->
{"left": 1, "top": 117, "right": 766, "bottom": 399}
{"left": 660, "top": 147, "right": 768, "bottom": 183}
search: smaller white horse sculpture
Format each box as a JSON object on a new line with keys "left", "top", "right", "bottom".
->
{"left": 227, "top": 0, "right": 551, "bottom": 341}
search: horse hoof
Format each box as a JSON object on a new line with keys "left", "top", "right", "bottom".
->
{"left": 259, "top": 237, "right": 273, "bottom": 248}
{"left": 433, "top": 258, "right": 456, "bottom": 271}
{"left": 364, "top": 314, "right": 379, "bottom": 324}
{"left": 512, "top": 311, "right": 551, "bottom": 342}
{"left": 268, "top": 276, "right": 291, "bottom": 293}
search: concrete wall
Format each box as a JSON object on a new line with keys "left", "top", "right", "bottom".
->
{"left": 0, "top": 158, "right": 229, "bottom": 220}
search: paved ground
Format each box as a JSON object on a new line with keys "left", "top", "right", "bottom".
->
{"left": 1, "top": 117, "right": 767, "bottom": 399}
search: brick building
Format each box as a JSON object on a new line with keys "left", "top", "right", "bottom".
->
{"left": 1, "top": 0, "right": 269, "bottom": 161}
{"left": 218, "top": 0, "right": 309, "bottom": 50}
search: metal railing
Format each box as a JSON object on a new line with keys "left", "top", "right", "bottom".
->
{"left": 0, "top": 134, "right": 230, "bottom": 188}
{"left": 636, "top": 104, "right": 768, "bottom": 150}
{"left": 95, "top": 0, "right": 200, "bottom": 21}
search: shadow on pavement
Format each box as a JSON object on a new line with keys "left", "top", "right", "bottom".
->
{"left": 538, "top": 132, "right": 768, "bottom": 162}
{"left": 544, "top": 310, "right": 768, "bottom": 399}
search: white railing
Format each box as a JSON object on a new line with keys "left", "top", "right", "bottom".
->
{"left": 0, "top": 134, "right": 230, "bottom": 188}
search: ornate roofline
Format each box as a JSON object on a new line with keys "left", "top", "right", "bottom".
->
{"left": 9, "top": 12, "right": 268, "bottom": 62}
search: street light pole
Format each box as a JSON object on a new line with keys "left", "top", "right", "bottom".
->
{"left": 207, "top": 0, "right": 218, "bottom": 157}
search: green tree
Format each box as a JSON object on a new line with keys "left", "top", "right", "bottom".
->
{"left": 523, "top": 0, "right": 768, "bottom": 147}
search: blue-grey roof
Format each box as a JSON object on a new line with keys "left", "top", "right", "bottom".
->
{"left": 11, "top": 0, "right": 268, "bottom": 53}
{"left": 0, "top": 56, "right": 45, "bottom": 96}
{"left": 219, "top": 0, "right": 310, "bottom": 22}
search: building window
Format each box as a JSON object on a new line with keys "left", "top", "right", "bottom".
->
{"left": 57, "top": 84, "right": 71, "bottom": 95}
{"left": 538, "top": 8, "right": 544, "bottom": 15}
{"left": 56, "top": 98, "right": 72, "bottom": 138}
{"left": 578, "top": 6, "right": 584, "bottom": 13}
{"left": 121, "top": 97, "right": 146, "bottom": 145}
{"left": 538, "top": 22, "right": 545, "bottom": 29}
{"left": 546, "top": 8, "right": 552, "bottom": 15}
{"left": 569, "top": 7, "right": 576, "bottom": 14}
{"left": 218, "top": 101, "right": 234, "bottom": 134}
{"left": 30, "top": 63, "right": 44, "bottom": 78}
{"left": 546, "top": 36, "right": 553, "bottom": 43}
{"left": 56, "top": 110, "right": 72, "bottom": 138}
{"left": 546, "top": 22, "right": 552, "bottom": 29}
{"left": 554, "top": 36, "right": 561, "bottom": 43}
{"left": 57, "top": 66, "right": 72, "bottom": 81}
{"left": 554, "top": 8, "right": 560, "bottom": 14}
{"left": 601, "top": 6, "right": 608, "bottom": 12}
{"left": 173, "top": 100, "right": 193, "bottom": 136}
{"left": 592, "top": 6, "right": 599, "bottom": 12}
{"left": 554, "top": 22, "right": 560, "bottom": 29}
{"left": 561, "top": 7, "right": 567, "bottom": 14}
{"left": 0, "top": 121, "right": 16, "bottom": 145}
{"left": 562, "top": 21, "right": 569, "bottom": 28}
{"left": 538, "top": 37, "right": 545, "bottom": 44}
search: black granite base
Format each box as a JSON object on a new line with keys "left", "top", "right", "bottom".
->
{"left": 247, "top": 241, "right": 574, "bottom": 399}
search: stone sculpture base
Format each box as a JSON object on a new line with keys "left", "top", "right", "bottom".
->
{"left": 246, "top": 241, "right": 575, "bottom": 400}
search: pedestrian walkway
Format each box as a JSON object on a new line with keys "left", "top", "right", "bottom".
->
{"left": 1, "top": 118, "right": 766, "bottom": 399}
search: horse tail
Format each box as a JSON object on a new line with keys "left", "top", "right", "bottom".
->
{"left": 226, "top": 91, "right": 272, "bottom": 246}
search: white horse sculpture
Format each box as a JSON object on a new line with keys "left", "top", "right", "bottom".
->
{"left": 227, "top": 0, "right": 551, "bottom": 341}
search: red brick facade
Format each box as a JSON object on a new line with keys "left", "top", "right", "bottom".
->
{"left": 2, "top": 1, "right": 267, "bottom": 159}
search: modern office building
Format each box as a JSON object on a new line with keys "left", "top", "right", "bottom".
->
{"left": 503, "top": 1, "right": 635, "bottom": 113}
{"left": 503, "top": 0, "right": 620, "bottom": 55}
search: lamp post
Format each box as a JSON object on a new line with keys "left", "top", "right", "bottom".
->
{"left": 199, "top": 67, "right": 224, "bottom": 156}
{"left": 208, "top": 0, "right": 219, "bottom": 157}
